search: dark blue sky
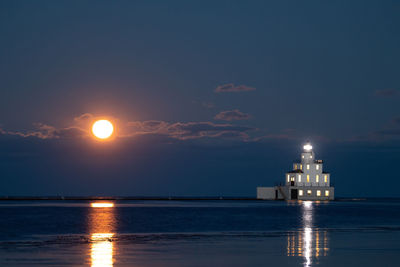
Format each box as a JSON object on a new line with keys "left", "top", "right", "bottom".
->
{"left": 1, "top": 1, "right": 399, "bottom": 197}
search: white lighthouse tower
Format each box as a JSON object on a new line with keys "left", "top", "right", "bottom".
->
{"left": 257, "top": 143, "right": 335, "bottom": 200}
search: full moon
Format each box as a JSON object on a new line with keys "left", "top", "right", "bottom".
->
{"left": 92, "top": 120, "right": 114, "bottom": 139}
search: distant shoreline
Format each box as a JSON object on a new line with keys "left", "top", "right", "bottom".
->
{"left": 0, "top": 196, "right": 392, "bottom": 201}
{"left": 0, "top": 196, "right": 258, "bottom": 201}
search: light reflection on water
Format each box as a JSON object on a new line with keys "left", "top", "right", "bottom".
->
{"left": 287, "top": 201, "right": 329, "bottom": 267}
{"left": 89, "top": 203, "right": 116, "bottom": 267}
{"left": 86, "top": 201, "right": 330, "bottom": 266}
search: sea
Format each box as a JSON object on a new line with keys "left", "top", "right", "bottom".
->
{"left": 0, "top": 199, "right": 399, "bottom": 266}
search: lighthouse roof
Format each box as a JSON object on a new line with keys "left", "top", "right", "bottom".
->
{"left": 287, "top": 169, "right": 303, "bottom": 174}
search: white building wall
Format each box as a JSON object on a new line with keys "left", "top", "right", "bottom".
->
{"left": 257, "top": 187, "right": 276, "bottom": 200}
{"left": 287, "top": 151, "right": 330, "bottom": 188}
{"left": 294, "top": 186, "right": 334, "bottom": 200}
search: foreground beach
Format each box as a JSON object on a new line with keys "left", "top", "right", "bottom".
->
{"left": 0, "top": 199, "right": 399, "bottom": 266}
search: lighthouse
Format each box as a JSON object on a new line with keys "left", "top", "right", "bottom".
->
{"left": 257, "top": 143, "right": 335, "bottom": 200}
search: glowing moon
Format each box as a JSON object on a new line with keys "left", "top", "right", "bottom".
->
{"left": 92, "top": 120, "right": 114, "bottom": 139}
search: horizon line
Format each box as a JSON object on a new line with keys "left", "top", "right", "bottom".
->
{"left": 0, "top": 196, "right": 397, "bottom": 201}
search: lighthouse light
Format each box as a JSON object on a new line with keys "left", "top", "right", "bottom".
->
{"left": 303, "top": 144, "right": 313, "bottom": 151}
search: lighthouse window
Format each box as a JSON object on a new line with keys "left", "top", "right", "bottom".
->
{"left": 317, "top": 190, "right": 321, "bottom": 196}
{"left": 325, "top": 190, "right": 329, "bottom": 197}
{"left": 316, "top": 165, "right": 319, "bottom": 170}
{"left": 307, "top": 164, "right": 310, "bottom": 170}
{"left": 307, "top": 175, "right": 310, "bottom": 183}
{"left": 307, "top": 190, "right": 312, "bottom": 196}
{"left": 287, "top": 175, "right": 290, "bottom": 182}
{"left": 298, "top": 175, "right": 301, "bottom": 182}
{"left": 324, "top": 175, "right": 328, "bottom": 183}
{"left": 316, "top": 175, "right": 319, "bottom": 182}
{"left": 299, "top": 190, "right": 303, "bottom": 196}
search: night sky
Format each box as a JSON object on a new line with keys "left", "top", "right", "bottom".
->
{"left": 1, "top": 1, "right": 399, "bottom": 197}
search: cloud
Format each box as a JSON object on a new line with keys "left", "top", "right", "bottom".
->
{"left": 167, "top": 122, "right": 253, "bottom": 140}
{"left": 374, "top": 89, "right": 399, "bottom": 97}
{"left": 1, "top": 113, "right": 256, "bottom": 142}
{"left": 2, "top": 123, "right": 88, "bottom": 139}
{"left": 125, "top": 120, "right": 169, "bottom": 136}
{"left": 214, "top": 110, "right": 251, "bottom": 121}
{"left": 125, "top": 120, "right": 254, "bottom": 140}
{"left": 74, "top": 113, "right": 94, "bottom": 123}
{"left": 0, "top": 114, "right": 96, "bottom": 140}
{"left": 0, "top": 112, "right": 346, "bottom": 144}
{"left": 215, "top": 83, "right": 255, "bottom": 93}
{"left": 53, "top": 127, "right": 88, "bottom": 139}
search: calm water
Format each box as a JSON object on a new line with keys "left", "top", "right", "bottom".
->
{"left": 0, "top": 199, "right": 399, "bottom": 266}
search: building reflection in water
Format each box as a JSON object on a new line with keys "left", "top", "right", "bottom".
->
{"left": 89, "top": 202, "right": 116, "bottom": 267}
{"left": 287, "top": 201, "right": 329, "bottom": 267}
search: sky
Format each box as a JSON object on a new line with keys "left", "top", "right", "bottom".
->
{"left": 1, "top": 0, "right": 400, "bottom": 197}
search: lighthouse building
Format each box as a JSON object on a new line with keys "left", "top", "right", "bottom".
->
{"left": 257, "top": 143, "right": 335, "bottom": 200}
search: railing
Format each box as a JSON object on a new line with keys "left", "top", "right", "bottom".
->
{"left": 277, "top": 186, "right": 287, "bottom": 200}
{"left": 284, "top": 183, "right": 331, "bottom": 187}
{"left": 274, "top": 181, "right": 333, "bottom": 187}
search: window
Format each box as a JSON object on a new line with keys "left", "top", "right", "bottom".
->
{"left": 299, "top": 190, "right": 303, "bottom": 196}
{"left": 294, "top": 164, "right": 297, "bottom": 169}
{"left": 287, "top": 174, "right": 290, "bottom": 182}
{"left": 307, "top": 164, "right": 310, "bottom": 170}
{"left": 307, "top": 190, "right": 312, "bottom": 196}
{"left": 310, "top": 155, "right": 313, "bottom": 159}
{"left": 316, "top": 165, "right": 319, "bottom": 170}
{"left": 302, "top": 155, "right": 304, "bottom": 159}
{"left": 290, "top": 177, "right": 295, "bottom": 182}
{"left": 298, "top": 175, "right": 301, "bottom": 182}
{"left": 317, "top": 190, "right": 321, "bottom": 196}
{"left": 325, "top": 190, "right": 329, "bottom": 197}
{"left": 300, "top": 164, "right": 303, "bottom": 170}
{"left": 324, "top": 175, "right": 328, "bottom": 183}
{"left": 316, "top": 175, "right": 319, "bottom": 183}
{"left": 307, "top": 175, "right": 310, "bottom": 183}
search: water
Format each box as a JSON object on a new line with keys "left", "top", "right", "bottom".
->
{"left": 0, "top": 199, "right": 399, "bottom": 266}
